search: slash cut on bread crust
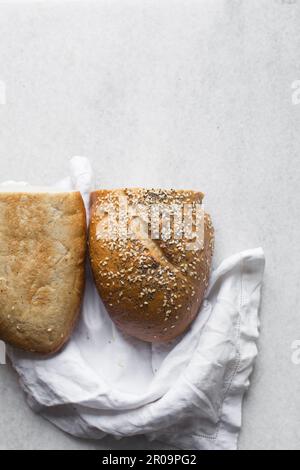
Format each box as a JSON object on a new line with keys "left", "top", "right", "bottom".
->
{"left": 0, "top": 191, "right": 86, "bottom": 355}
{"left": 89, "top": 189, "right": 214, "bottom": 343}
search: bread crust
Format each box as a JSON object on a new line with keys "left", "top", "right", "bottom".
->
{"left": 0, "top": 191, "right": 86, "bottom": 355}
{"left": 89, "top": 189, "right": 214, "bottom": 342}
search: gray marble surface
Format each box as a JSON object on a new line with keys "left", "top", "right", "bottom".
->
{"left": 0, "top": 0, "right": 300, "bottom": 450}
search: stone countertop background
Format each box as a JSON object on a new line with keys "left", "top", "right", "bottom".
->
{"left": 0, "top": 0, "right": 300, "bottom": 450}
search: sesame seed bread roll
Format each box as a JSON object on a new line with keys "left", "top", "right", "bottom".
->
{"left": 0, "top": 190, "right": 86, "bottom": 354}
{"left": 89, "top": 189, "right": 214, "bottom": 343}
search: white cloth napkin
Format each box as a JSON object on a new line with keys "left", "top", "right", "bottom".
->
{"left": 6, "top": 157, "right": 265, "bottom": 450}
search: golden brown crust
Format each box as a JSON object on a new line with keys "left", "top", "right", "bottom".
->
{"left": 0, "top": 191, "right": 86, "bottom": 355}
{"left": 89, "top": 189, "right": 214, "bottom": 342}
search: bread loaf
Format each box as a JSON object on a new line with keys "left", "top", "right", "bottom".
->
{"left": 0, "top": 190, "right": 86, "bottom": 354}
{"left": 89, "top": 189, "right": 214, "bottom": 342}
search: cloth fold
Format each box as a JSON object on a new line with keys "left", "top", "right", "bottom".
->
{"left": 6, "top": 157, "right": 265, "bottom": 450}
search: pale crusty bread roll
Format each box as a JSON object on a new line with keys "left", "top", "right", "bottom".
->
{"left": 89, "top": 189, "right": 214, "bottom": 342}
{"left": 0, "top": 190, "right": 86, "bottom": 354}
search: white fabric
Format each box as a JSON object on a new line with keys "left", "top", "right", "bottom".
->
{"left": 6, "top": 157, "right": 265, "bottom": 450}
